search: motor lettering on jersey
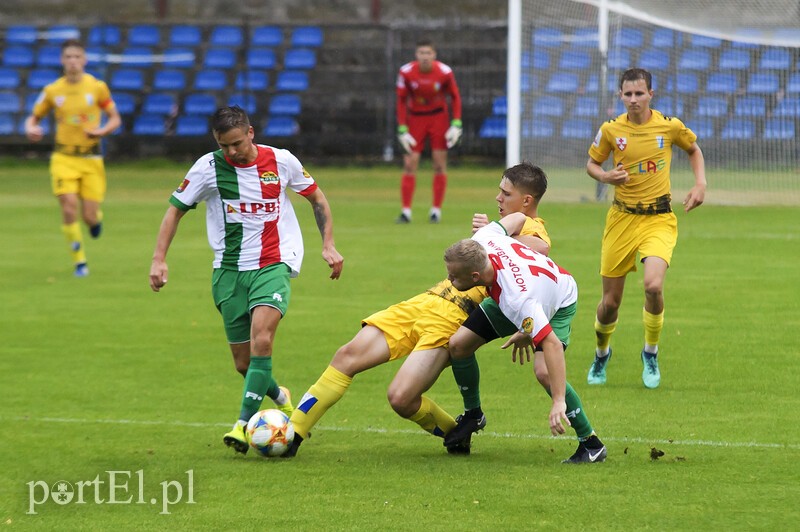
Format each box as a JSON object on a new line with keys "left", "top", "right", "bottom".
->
{"left": 486, "top": 241, "right": 528, "bottom": 293}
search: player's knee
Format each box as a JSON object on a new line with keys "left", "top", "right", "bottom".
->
{"left": 643, "top": 279, "right": 663, "bottom": 298}
{"left": 386, "top": 387, "right": 415, "bottom": 418}
{"left": 448, "top": 339, "right": 470, "bottom": 360}
{"left": 250, "top": 331, "right": 275, "bottom": 357}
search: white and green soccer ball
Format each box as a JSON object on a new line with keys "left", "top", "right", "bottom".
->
{"left": 245, "top": 409, "right": 295, "bottom": 457}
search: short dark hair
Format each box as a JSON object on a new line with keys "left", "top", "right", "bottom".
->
{"left": 619, "top": 68, "right": 652, "bottom": 91}
{"left": 416, "top": 38, "right": 435, "bottom": 50}
{"left": 211, "top": 106, "right": 250, "bottom": 134}
{"left": 61, "top": 39, "right": 84, "bottom": 52}
{"left": 502, "top": 161, "right": 548, "bottom": 202}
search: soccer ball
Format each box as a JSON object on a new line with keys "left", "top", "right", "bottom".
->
{"left": 245, "top": 409, "right": 295, "bottom": 457}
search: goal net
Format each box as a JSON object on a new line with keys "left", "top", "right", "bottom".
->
{"left": 507, "top": 0, "right": 800, "bottom": 205}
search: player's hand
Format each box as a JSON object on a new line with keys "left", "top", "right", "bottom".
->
{"left": 501, "top": 331, "right": 533, "bottom": 365}
{"left": 149, "top": 261, "right": 169, "bottom": 292}
{"left": 683, "top": 183, "right": 706, "bottom": 212}
{"left": 445, "top": 119, "right": 463, "bottom": 149}
{"left": 25, "top": 124, "right": 44, "bottom": 142}
{"left": 604, "top": 163, "right": 629, "bottom": 186}
{"left": 85, "top": 127, "right": 105, "bottom": 139}
{"left": 397, "top": 126, "right": 417, "bottom": 154}
{"left": 471, "top": 213, "right": 490, "bottom": 233}
{"left": 322, "top": 245, "right": 344, "bottom": 280}
{"left": 549, "top": 399, "right": 570, "bottom": 436}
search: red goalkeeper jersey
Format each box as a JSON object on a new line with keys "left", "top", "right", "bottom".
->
{"left": 396, "top": 60, "right": 462, "bottom": 125}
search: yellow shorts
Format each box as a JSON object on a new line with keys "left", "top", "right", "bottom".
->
{"left": 50, "top": 152, "right": 107, "bottom": 202}
{"left": 362, "top": 293, "right": 468, "bottom": 361}
{"left": 600, "top": 208, "right": 678, "bottom": 277}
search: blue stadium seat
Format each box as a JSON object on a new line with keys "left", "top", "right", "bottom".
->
{"left": 162, "top": 48, "right": 196, "bottom": 69}
{"left": 247, "top": 48, "right": 277, "bottom": 70}
{"left": 275, "top": 71, "right": 307, "bottom": 91}
{"left": 128, "top": 24, "right": 160, "bottom": 47}
{"left": 236, "top": 70, "right": 270, "bottom": 91}
{"left": 561, "top": 119, "right": 593, "bottom": 139}
{"left": 773, "top": 97, "right": 800, "bottom": 117}
{"left": 569, "top": 28, "right": 598, "bottom": 48}
{"left": 153, "top": 69, "right": 186, "bottom": 91}
{"left": 574, "top": 96, "right": 599, "bottom": 117}
{"left": 787, "top": 72, "right": 800, "bottom": 94}
{"left": 284, "top": 49, "right": 317, "bottom": 70}
{"left": 583, "top": 74, "right": 599, "bottom": 93}
{"left": 143, "top": 93, "right": 177, "bottom": 115}
{"left": 36, "top": 46, "right": 62, "bottom": 68}
{"left": 532, "top": 96, "right": 564, "bottom": 117}
{"left": 675, "top": 73, "right": 699, "bottom": 94}
{"left": 734, "top": 96, "right": 765, "bottom": 117}
{"left": 0, "top": 114, "right": 15, "bottom": 135}
{"left": 546, "top": 72, "right": 579, "bottom": 92}
{"left": 520, "top": 72, "right": 537, "bottom": 93}
{"left": 721, "top": 118, "right": 754, "bottom": 140}
{"left": 264, "top": 116, "right": 299, "bottom": 137}
{"left": 194, "top": 69, "right": 227, "bottom": 91}
{"left": 695, "top": 96, "right": 728, "bottom": 117}
{"left": 132, "top": 114, "right": 165, "bottom": 135}
{"left": 228, "top": 93, "right": 258, "bottom": 114}
{"left": 639, "top": 48, "right": 670, "bottom": 71}
{"left": 613, "top": 99, "right": 626, "bottom": 115}
{"left": 110, "top": 69, "right": 144, "bottom": 91}
{"left": 88, "top": 25, "right": 122, "bottom": 47}
{"left": 27, "top": 69, "right": 59, "bottom": 89}
{"left": 763, "top": 118, "right": 795, "bottom": 139}
{"left": 86, "top": 47, "right": 110, "bottom": 67}
{"left": 252, "top": 26, "right": 283, "bottom": 47}
{"left": 759, "top": 48, "right": 792, "bottom": 70}
{"left": 607, "top": 49, "right": 630, "bottom": 70}
{"left": 269, "top": 94, "right": 301, "bottom": 116}
{"left": 654, "top": 97, "right": 683, "bottom": 117}
{"left": 479, "top": 116, "right": 506, "bottom": 138}
{"left": 612, "top": 28, "right": 644, "bottom": 48}
{"left": 747, "top": 73, "right": 779, "bottom": 93}
{"left": 706, "top": 73, "right": 738, "bottom": 93}
{"left": 718, "top": 50, "right": 751, "bottom": 70}
{"left": 290, "top": 26, "right": 323, "bottom": 48}
{"left": 25, "top": 92, "right": 40, "bottom": 112}
{"left": 492, "top": 96, "right": 507, "bottom": 116}
{"left": 731, "top": 28, "right": 761, "bottom": 48}
{"left": 210, "top": 26, "right": 244, "bottom": 47}
{"left": 184, "top": 93, "right": 217, "bottom": 115}
{"left": 112, "top": 92, "right": 136, "bottom": 115}
{"left": 690, "top": 34, "right": 722, "bottom": 48}
{"left": 532, "top": 27, "right": 562, "bottom": 48}
{"left": 558, "top": 50, "right": 591, "bottom": 70}
{"left": 652, "top": 28, "right": 681, "bottom": 47}
{"left": 686, "top": 118, "right": 714, "bottom": 139}
{"left": 0, "top": 91, "right": 21, "bottom": 113}
{"left": 523, "top": 49, "right": 550, "bottom": 70}
{"left": 176, "top": 114, "right": 209, "bottom": 136}
{"left": 204, "top": 48, "right": 236, "bottom": 69}
{"left": 523, "top": 118, "right": 554, "bottom": 138}
{"left": 3, "top": 46, "right": 35, "bottom": 68}
{"left": 169, "top": 25, "right": 202, "bottom": 47}
{"left": 6, "top": 25, "right": 38, "bottom": 45}
{"left": 121, "top": 47, "right": 155, "bottom": 67}
{"left": 0, "top": 68, "right": 21, "bottom": 89}
{"left": 45, "top": 25, "right": 80, "bottom": 43}
{"left": 679, "top": 49, "right": 710, "bottom": 70}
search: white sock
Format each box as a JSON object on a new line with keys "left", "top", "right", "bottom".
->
{"left": 429, "top": 207, "right": 441, "bottom": 218}
{"left": 595, "top": 347, "right": 610, "bottom": 358}
{"left": 402, "top": 207, "right": 412, "bottom": 218}
{"left": 273, "top": 388, "right": 288, "bottom": 406}
{"left": 644, "top": 344, "right": 658, "bottom": 355}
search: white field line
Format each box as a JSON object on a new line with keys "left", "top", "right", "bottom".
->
{"left": 7, "top": 416, "right": 799, "bottom": 451}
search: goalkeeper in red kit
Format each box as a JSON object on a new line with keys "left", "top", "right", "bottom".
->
{"left": 395, "top": 38, "right": 463, "bottom": 224}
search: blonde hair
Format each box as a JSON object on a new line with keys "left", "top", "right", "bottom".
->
{"left": 444, "top": 239, "right": 487, "bottom": 272}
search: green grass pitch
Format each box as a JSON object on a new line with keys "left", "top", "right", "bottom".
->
{"left": 1, "top": 157, "right": 798, "bottom": 529}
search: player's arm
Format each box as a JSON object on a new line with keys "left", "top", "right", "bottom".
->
{"left": 683, "top": 142, "right": 707, "bottom": 212}
{"left": 444, "top": 72, "right": 463, "bottom": 148}
{"left": 303, "top": 187, "right": 344, "bottom": 280}
{"left": 515, "top": 235, "right": 549, "bottom": 255}
{"left": 496, "top": 212, "right": 527, "bottom": 237}
{"left": 587, "top": 157, "right": 629, "bottom": 186}
{"left": 86, "top": 104, "right": 122, "bottom": 139}
{"left": 395, "top": 77, "right": 416, "bottom": 154}
{"left": 149, "top": 205, "right": 187, "bottom": 292}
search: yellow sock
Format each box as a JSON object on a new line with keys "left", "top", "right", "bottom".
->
{"left": 61, "top": 222, "right": 86, "bottom": 265}
{"left": 594, "top": 318, "right": 617, "bottom": 351}
{"left": 408, "top": 396, "right": 456, "bottom": 438}
{"left": 289, "top": 365, "right": 352, "bottom": 439}
{"left": 643, "top": 307, "right": 664, "bottom": 350}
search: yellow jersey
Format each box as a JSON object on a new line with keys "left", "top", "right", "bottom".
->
{"left": 426, "top": 215, "right": 551, "bottom": 315}
{"left": 588, "top": 110, "right": 696, "bottom": 205}
{"left": 32, "top": 73, "right": 116, "bottom": 156}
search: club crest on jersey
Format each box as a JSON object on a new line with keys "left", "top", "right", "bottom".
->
{"left": 260, "top": 171, "right": 279, "bottom": 183}
{"left": 176, "top": 178, "right": 190, "bottom": 193}
{"left": 521, "top": 317, "right": 534, "bottom": 334}
{"left": 656, "top": 135, "right": 664, "bottom": 149}
{"left": 85, "top": 93, "right": 94, "bottom": 106}
{"left": 616, "top": 137, "right": 627, "bottom": 151}
{"left": 55, "top": 96, "right": 66, "bottom": 107}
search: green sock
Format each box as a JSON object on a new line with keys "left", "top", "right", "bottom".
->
{"left": 545, "top": 381, "right": 594, "bottom": 439}
{"left": 451, "top": 354, "right": 481, "bottom": 411}
{"left": 238, "top": 356, "right": 278, "bottom": 421}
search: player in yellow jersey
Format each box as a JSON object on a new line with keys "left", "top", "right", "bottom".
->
{"left": 284, "top": 163, "right": 548, "bottom": 457}
{"left": 24, "top": 39, "right": 121, "bottom": 277}
{"left": 586, "top": 68, "right": 707, "bottom": 389}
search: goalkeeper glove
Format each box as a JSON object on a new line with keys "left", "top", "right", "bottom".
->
{"left": 445, "top": 119, "right": 463, "bottom": 149}
{"left": 397, "top": 125, "right": 417, "bottom": 154}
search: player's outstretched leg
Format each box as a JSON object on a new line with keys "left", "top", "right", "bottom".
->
{"left": 223, "top": 420, "right": 249, "bottom": 454}
{"left": 562, "top": 433, "right": 607, "bottom": 464}
{"left": 443, "top": 410, "right": 486, "bottom": 453}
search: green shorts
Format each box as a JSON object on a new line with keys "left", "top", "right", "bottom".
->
{"left": 211, "top": 263, "right": 291, "bottom": 343}
{"left": 478, "top": 298, "right": 577, "bottom": 348}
